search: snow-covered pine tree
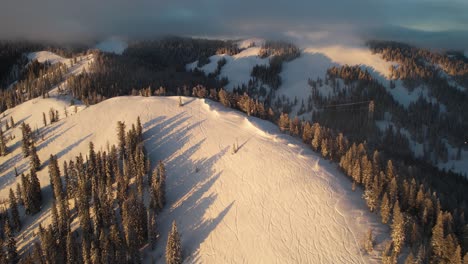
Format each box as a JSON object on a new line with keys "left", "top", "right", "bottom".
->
{"left": 166, "top": 220, "right": 182, "bottom": 264}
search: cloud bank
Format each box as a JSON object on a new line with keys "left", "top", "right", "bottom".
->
{"left": 1, "top": 0, "right": 468, "bottom": 49}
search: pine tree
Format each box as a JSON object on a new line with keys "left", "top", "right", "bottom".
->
{"left": 30, "top": 142, "right": 41, "bottom": 170}
{"left": 0, "top": 235, "right": 5, "bottom": 263}
{"left": 5, "top": 220, "right": 18, "bottom": 264}
{"left": 381, "top": 192, "right": 392, "bottom": 224}
{"left": 43, "top": 112, "right": 47, "bottom": 127}
{"left": 21, "top": 122, "right": 32, "bottom": 158}
{"left": 148, "top": 209, "right": 158, "bottom": 249}
{"left": 157, "top": 161, "right": 166, "bottom": 209}
{"left": 311, "top": 124, "right": 322, "bottom": 151}
{"left": 99, "top": 230, "right": 110, "bottom": 264}
{"left": 30, "top": 168, "right": 42, "bottom": 209}
{"left": 166, "top": 221, "right": 182, "bottom": 264}
{"left": 109, "top": 223, "right": 124, "bottom": 263}
{"left": 431, "top": 210, "right": 445, "bottom": 260}
{"left": 404, "top": 251, "right": 415, "bottom": 264}
{"left": 48, "top": 154, "right": 63, "bottom": 200}
{"left": 136, "top": 116, "right": 143, "bottom": 141}
{"left": 364, "top": 228, "right": 374, "bottom": 253}
{"left": 452, "top": 245, "right": 462, "bottom": 264}
{"left": 391, "top": 200, "right": 405, "bottom": 255}
{"left": 117, "top": 121, "right": 126, "bottom": 158}
{"left": 0, "top": 128, "right": 7, "bottom": 156}
{"left": 15, "top": 182, "right": 23, "bottom": 206}
{"left": 66, "top": 231, "right": 76, "bottom": 264}
{"left": 9, "top": 188, "right": 21, "bottom": 231}
{"left": 10, "top": 116, "right": 14, "bottom": 128}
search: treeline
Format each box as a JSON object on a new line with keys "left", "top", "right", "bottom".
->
{"left": 368, "top": 40, "right": 468, "bottom": 86}
{"left": 0, "top": 41, "right": 44, "bottom": 88}
{"left": 124, "top": 37, "right": 240, "bottom": 71}
{"left": 0, "top": 61, "right": 67, "bottom": 112}
{"left": 67, "top": 51, "right": 225, "bottom": 106}
{"left": 0, "top": 41, "right": 87, "bottom": 89}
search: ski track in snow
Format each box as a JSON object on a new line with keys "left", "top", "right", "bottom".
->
{"left": 0, "top": 95, "right": 387, "bottom": 263}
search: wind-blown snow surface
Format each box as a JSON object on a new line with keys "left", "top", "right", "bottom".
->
{"left": 0, "top": 95, "right": 387, "bottom": 263}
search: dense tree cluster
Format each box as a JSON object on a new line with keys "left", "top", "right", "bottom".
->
{"left": 258, "top": 41, "right": 300, "bottom": 61}
{"left": 367, "top": 41, "right": 468, "bottom": 150}
{"left": 13, "top": 117, "right": 179, "bottom": 264}
{"left": 124, "top": 37, "right": 239, "bottom": 71}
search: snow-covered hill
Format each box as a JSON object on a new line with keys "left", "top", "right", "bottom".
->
{"left": 186, "top": 46, "right": 270, "bottom": 91}
{"left": 27, "top": 51, "right": 94, "bottom": 77}
{"left": 0, "top": 93, "right": 387, "bottom": 262}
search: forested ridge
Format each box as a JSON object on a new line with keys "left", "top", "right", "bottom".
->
{"left": 0, "top": 37, "right": 467, "bottom": 263}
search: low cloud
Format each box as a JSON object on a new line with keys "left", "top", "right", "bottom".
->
{"left": 1, "top": 0, "right": 467, "bottom": 49}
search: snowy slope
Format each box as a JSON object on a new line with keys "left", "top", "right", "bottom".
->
{"left": 187, "top": 47, "right": 270, "bottom": 90}
{"left": 27, "top": 51, "right": 94, "bottom": 77}
{"left": 27, "top": 51, "right": 67, "bottom": 65}
{"left": 0, "top": 95, "right": 387, "bottom": 263}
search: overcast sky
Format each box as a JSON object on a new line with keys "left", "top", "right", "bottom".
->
{"left": 2, "top": 0, "right": 468, "bottom": 49}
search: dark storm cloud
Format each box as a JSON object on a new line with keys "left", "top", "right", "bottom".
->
{"left": 1, "top": 0, "right": 467, "bottom": 49}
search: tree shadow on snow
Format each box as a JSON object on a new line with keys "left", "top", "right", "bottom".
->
{"left": 142, "top": 113, "right": 234, "bottom": 262}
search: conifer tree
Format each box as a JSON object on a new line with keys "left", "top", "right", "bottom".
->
{"left": 364, "top": 228, "right": 374, "bottom": 253}
{"left": 117, "top": 121, "right": 126, "bottom": 158}
{"left": 136, "top": 116, "right": 143, "bottom": 141}
{"left": 5, "top": 220, "right": 18, "bottom": 264}
{"left": 311, "top": 124, "right": 322, "bottom": 151}
{"left": 0, "top": 239, "right": 5, "bottom": 263}
{"left": 32, "top": 242, "right": 44, "bottom": 264}
{"left": 148, "top": 209, "right": 158, "bottom": 249}
{"left": 10, "top": 116, "right": 14, "bottom": 128}
{"left": 48, "top": 154, "right": 63, "bottom": 200}
{"left": 109, "top": 223, "right": 124, "bottom": 263}
{"left": 166, "top": 221, "right": 182, "bottom": 264}
{"left": 9, "top": 188, "right": 21, "bottom": 232}
{"left": 15, "top": 183, "right": 23, "bottom": 206}
{"left": 42, "top": 112, "right": 47, "bottom": 127}
{"left": 381, "top": 192, "right": 392, "bottom": 224}
{"left": 66, "top": 232, "right": 76, "bottom": 264}
{"left": 391, "top": 200, "right": 405, "bottom": 254}
{"left": 157, "top": 161, "right": 166, "bottom": 209}
{"left": 21, "top": 122, "right": 32, "bottom": 158}
{"left": 431, "top": 210, "right": 445, "bottom": 260}
{"left": 0, "top": 128, "right": 7, "bottom": 156}
{"left": 30, "top": 142, "right": 41, "bottom": 170}
{"left": 452, "top": 245, "right": 462, "bottom": 264}
{"left": 30, "top": 168, "right": 42, "bottom": 207}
